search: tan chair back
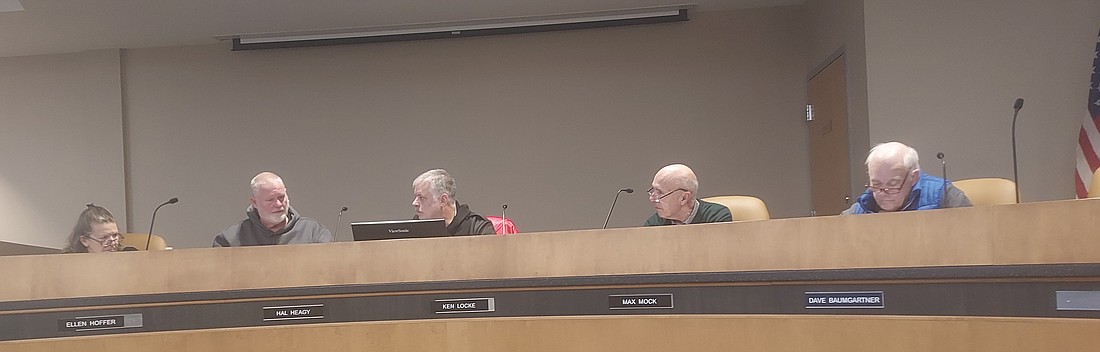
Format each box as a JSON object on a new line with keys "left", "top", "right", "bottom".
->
{"left": 121, "top": 233, "right": 169, "bottom": 251}
{"left": 701, "top": 196, "right": 770, "bottom": 221}
{"left": 1089, "top": 168, "right": 1100, "bottom": 198}
{"left": 951, "top": 178, "right": 1016, "bottom": 206}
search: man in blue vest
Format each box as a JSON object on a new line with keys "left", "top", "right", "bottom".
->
{"left": 843, "top": 142, "right": 971, "bottom": 215}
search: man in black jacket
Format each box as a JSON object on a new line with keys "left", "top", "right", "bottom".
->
{"left": 412, "top": 169, "right": 496, "bottom": 236}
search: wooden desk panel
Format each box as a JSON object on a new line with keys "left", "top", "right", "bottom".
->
{"left": 5, "top": 315, "right": 1099, "bottom": 352}
{"left": 4, "top": 198, "right": 1095, "bottom": 303}
{"left": 1, "top": 199, "right": 1099, "bottom": 302}
{"left": 2, "top": 199, "right": 1099, "bottom": 350}
{"left": 3, "top": 265, "right": 1098, "bottom": 342}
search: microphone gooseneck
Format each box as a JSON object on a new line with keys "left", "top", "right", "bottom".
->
{"left": 147, "top": 197, "right": 179, "bottom": 250}
{"left": 335, "top": 206, "right": 349, "bottom": 241}
{"left": 500, "top": 204, "right": 509, "bottom": 234}
{"left": 937, "top": 152, "right": 947, "bottom": 206}
{"left": 602, "top": 188, "right": 633, "bottom": 229}
{"left": 1011, "top": 97, "right": 1025, "bottom": 203}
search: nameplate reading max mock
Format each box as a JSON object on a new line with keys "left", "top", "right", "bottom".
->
{"left": 805, "top": 291, "right": 885, "bottom": 309}
{"left": 58, "top": 314, "right": 143, "bottom": 332}
{"left": 608, "top": 294, "right": 674, "bottom": 310}
{"left": 262, "top": 304, "right": 325, "bottom": 321}
{"left": 434, "top": 298, "right": 495, "bottom": 314}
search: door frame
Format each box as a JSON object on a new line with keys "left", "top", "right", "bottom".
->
{"left": 806, "top": 47, "right": 853, "bottom": 216}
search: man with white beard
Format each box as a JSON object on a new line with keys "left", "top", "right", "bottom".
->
{"left": 214, "top": 172, "right": 332, "bottom": 247}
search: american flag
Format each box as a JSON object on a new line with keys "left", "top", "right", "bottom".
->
{"left": 1075, "top": 28, "right": 1100, "bottom": 198}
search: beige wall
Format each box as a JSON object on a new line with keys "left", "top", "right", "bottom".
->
{"left": 11, "top": 1, "right": 1094, "bottom": 250}
{"left": 804, "top": 0, "right": 870, "bottom": 200}
{"left": 864, "top": 0, "right": 1100, "bottom": 201}
{"left": 122, "top": 7, "right": 811, "bottom": 248}
{"left": 0, "top": 49, "right": 127, "bottom": 248}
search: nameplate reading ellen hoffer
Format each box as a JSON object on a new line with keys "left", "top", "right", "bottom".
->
{"left": 58, "top": 314, "right": 143, "bottom": 332}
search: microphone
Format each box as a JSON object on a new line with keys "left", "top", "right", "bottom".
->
{"left": 937, "top": 152, "right": 947, "bottom": 205}
{"left": 602, "top": 188, "right": 634, "bottom": 229}
{"left": 1011, "top": 97, "right": 1024, "bottom": 203}
{"left": 146, "top": 197, "right": 179, "bottom": 250}
{"left": 937, "top": 152, "right": 946, "bottom": 177}
{"left": 335, "top": 206, "right": 348, "bottom": 241}
{"left": 501, "top": 204, "right": 509, "bottom": 234}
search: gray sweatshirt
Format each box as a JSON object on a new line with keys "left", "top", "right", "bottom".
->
{"left": 213, "top": 206, "right": 332, "bottom": 247}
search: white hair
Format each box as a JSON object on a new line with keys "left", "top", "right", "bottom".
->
{"left": 413, "top": 169, "right": 456, "bottom": 200}
{"left": 866, "top": 142, "right": 920, "bottom": 171}
{"left": 250, "top": 172, "right": 284, "bottom": 195}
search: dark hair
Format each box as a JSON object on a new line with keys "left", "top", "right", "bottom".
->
{"left": 63, "top": 204, "right": 116, "bottom": 253}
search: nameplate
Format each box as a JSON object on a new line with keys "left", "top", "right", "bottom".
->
{"left": 262, "top": 304, "right": 325, "bottom": 321}
{"left": 434, "top": 298, "right": 495, "bottom": 314}
{"left": 608, "top": 294, "right": 674, "bottom": 310}
{"left": 58, "top": 313, "right": 143, "bottom": 332}
{"left": 1056, "top": 291, "right": 1100, "bottom": 311}
{"left": 805, "top": 291, "right": 885, "bottom": 309}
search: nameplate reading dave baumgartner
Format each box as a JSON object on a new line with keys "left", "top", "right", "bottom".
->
{"left": 608, "top": 294, "right": 674, "bottom": 310}
{"left": 262, "top": 304, "right": 325, "bottom": 322}
{"left": 805, "top": 291, "right": 885, "bottom": 309}
{"left": 434, "top": 298, "right": 495, "bottom": 314}
{"left": 58, "top": 314, "right": 143, "bottom": 332}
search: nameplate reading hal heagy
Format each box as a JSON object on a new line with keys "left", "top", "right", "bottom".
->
{"left": 608, "top": 294, "right": 674, "bottom": 310}
{"left": 434, "top": 298, "right": 495, "bottom": 314}
{"left": 58, "top": 314, "right": 143, "bottom": 332}
{"left": 805, "top": 291, "right": 885, "bottom": 309}
{"left": 262, "top": 304, "right": 325, "bottom": 321}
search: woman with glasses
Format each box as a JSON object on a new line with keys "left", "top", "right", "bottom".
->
{"left": 63, "top": 204, "right": 123, "bottom": 253}
{"left": 843, "top": 142, "right": 971, "bottom": 215}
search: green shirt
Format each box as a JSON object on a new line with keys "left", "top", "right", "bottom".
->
{"left": 644, "top": 199, "right": 733, "bottom": 226}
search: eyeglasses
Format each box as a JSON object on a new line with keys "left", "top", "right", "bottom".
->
{"left": 648, "top": 187, "right": 687, "bottom": 201}
{"left": 865, "top": 169, "right": 913, "bottom": 195}
{"left": 83, "top": 233, "right": 123, "bottom": 246}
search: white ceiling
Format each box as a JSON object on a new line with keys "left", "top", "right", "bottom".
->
{"left": 0, "top": 0, "right": 803, "bottom": 57}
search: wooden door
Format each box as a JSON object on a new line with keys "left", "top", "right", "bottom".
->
{"left": 808, "top": 56, "right": 851, "bottom": 216}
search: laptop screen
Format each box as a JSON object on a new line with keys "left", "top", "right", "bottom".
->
{"left": 350, "top": 218, "right": 448, "bottom": 241}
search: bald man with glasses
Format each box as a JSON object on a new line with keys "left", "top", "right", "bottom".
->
{"left": 644, "top": 164, "right": 732, "bottom": 226}
{"left": 843, "top": 142, "right": 971, "bottom": 215}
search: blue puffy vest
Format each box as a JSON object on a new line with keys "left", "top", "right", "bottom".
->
{"left": 849, "top": 172, "right": 949, "bottom": 214}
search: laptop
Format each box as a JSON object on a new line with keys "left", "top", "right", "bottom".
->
{"left": 351, "top": 218, "right": 448, "bottom": 241}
